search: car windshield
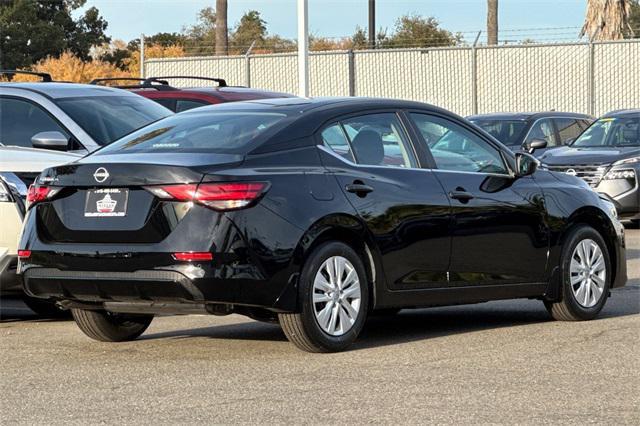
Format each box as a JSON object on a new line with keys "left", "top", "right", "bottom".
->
{"left": 55, "top": 96, "right": 172, "bottom": 146}
{"left": 94, "top": 110, "right": 289, "bottom": 155}
{"left": 469, "top": 119, "right": 527, "bottom": 146}
{"left": 572, "top": 116, "right": 640, "bottom": 148}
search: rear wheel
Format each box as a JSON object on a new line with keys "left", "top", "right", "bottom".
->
{"left": 279, "top": 242, "right": 369, "bottom": 352}
{"left": 71, "top": 309, "right": 153, "bottom": 342}
{"left": 544, "top": 226, "right": 611, "bottom": 321}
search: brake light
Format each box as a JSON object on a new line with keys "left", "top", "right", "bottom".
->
{"left": 172, "top": 252, "right": 213, "bottom": 262}
{"left": 26, "top": 185, "right": 60, "bottom": 207}
{"left": 17, "top": 250, "right": 31, "bottom": 259}
{"left": 145, "top": 182, "right": 269, "bottom": 211}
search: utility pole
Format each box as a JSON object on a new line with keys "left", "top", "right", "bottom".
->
{"left": 215, "top": 0, "right": 228, "bottom": 56}
{"left": 368, "top": 0, "right": 376, "bottom": 48}
{"left": 297, "top": 0, "right": 309, "bottom": 97}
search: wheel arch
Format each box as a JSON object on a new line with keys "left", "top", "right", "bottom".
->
{"left": 292, "top": 213, "right": 383, "bottom": 311}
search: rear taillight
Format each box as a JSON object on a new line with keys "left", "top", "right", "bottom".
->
{"left": 172, "top": 252, "right": 213, "bottom": 262}
{"left": 145, "top": 182, "right": 269, "bottom": 211}
{"left": 26, "top": 185, "right": 60, "bottom": 207}
{"left": 17, "top": 250, "right": 31, "bottom": 259}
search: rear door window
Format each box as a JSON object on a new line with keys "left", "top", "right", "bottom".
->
{"left": 176, "top": 99, "right": 210, "bottom": 113}
{"left": 0, "top": 97, "right": 70, "bottom": 148}
{"left": 554, "top": 118, "right": 584, "bottom": 145}
{"left": 340, "top": 113, "right": 416, "bottom": 168}
{"left": 320, "top": 123, "right": 355, "bottom": 162}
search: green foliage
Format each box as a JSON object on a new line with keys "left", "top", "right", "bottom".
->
{"left": 230, "top": 10, "right": 267, "bottom": 51}
{"left": 182, "top": 6, "right": 217, "bottom": 55}
{"left": 378, "top": 14, "right": 462, "bottom": 48}
{"left": 0, "top": 0, "right": 110, "bottom": 69}
{"left": 628, "top": 0, "right": 640, "bottom": 38}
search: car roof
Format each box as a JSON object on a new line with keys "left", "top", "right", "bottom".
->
{"left": 0, "top": 82, "right": 141, "bottom": 99}
{"left": 602, "top": 109, "right": 640, "bottom": 118}
{"left": 467, "top": 111, "right": 593, "bottom": 121}
{"left": 181, "top": 96, "right": 447, "bottom": 115}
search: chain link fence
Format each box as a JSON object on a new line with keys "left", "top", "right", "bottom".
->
{"left": 144, "top": 39, "right": 639, "bottom": 117}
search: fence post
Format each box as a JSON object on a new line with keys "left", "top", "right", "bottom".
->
{"left": 245, "top": 41, "right": 256, "bottom": 88}
{"left": 348, "top": 50, "right": 355, "bottom": 96}
{"left": 471, "top": 31, "right": 481, "bottom": 115}
{"left": 139, "top": 33, "right": 145, "bottom": 78}
{"left": 588, "top": 40, "right": 595, "bottom": 116}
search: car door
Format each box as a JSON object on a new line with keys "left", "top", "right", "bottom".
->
{"left": 523, "top": 118, "right": 559, "bottom": 156}
{"left": 408, "top": 112, "right": 549, "bottom": 286}
{"left": 318, "top": 112, "right": 452, "bottom": 290}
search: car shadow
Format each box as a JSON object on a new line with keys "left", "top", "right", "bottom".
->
{"left": 0, "top": 297, "right": 71, "bottom": 323}
{"left": 139, "top": 294, "right": 639, "bottom": 350}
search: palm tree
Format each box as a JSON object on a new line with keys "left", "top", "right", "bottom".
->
{"left": 580, "top": 0, "right": 634, "bottom": 40}
{"left": 487, "top": 0, "right": 498, "bottom": 45}
{"left": 215, "top": 0, "right": 228, "bottom": 55}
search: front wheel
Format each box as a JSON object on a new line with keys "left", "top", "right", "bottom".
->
{"left": 544, "top": 225, "right": 611, "bottom": 321}
{"left": 279, "top": 242, "right": 369, "bottom": 352}
{"left": 71, "top": 309, "right": 153, "bottom": 342}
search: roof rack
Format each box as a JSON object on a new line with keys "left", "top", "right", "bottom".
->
{"left": 145, "top": 76, "right": 227, "bottom": 87}
{"left": 0, "top": 70, "right": 53, "bottom": 82}
{"left": 89, "top": 77, "right": 175, "bottom": 90}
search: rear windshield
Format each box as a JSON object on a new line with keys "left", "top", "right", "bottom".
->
{"left": 572, "top": 116, "right": 639, "bottom": 148}
{"left": 55, "top": 96, "right": 172, "bottom": 146}
{"left": 470, "top": 119, "right": 527, "bottom": 146}
{"left": 95, "top": 111, "right": 288, "bottom": 155}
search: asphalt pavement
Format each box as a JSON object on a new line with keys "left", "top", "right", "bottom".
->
{"left": 1, "top": 228, "right": 638, "bottom": 424}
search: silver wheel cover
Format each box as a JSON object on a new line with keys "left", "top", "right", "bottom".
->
{"left": 570, "top": 239, "right": 606, "bottom": 308}
{"left": 312, "top": 256, "right": 362, "bottom": 336}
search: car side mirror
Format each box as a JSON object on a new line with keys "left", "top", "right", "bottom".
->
{"left": 523, "top": 138, "right": 547, "bottom": 154}
{"left": 31, "top": 131, "right": 69, "bottom": 151}
{"left": 515, "top": 152, "right": 539, "bottom": 177}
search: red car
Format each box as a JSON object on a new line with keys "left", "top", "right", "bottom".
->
{"left": 90, "top": 76, "right": 295, "bottom": 112}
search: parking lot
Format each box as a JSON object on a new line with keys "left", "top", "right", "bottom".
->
{"left": 1, "top": 227, "right": 638, "bottom": 424}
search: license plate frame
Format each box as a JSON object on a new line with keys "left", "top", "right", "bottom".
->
{"left": 84, "top": 188, "right": 129, "bottom": 217}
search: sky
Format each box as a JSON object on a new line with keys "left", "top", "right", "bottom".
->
{"left": 78, "top": 0, "right": 588, "bottom": 44}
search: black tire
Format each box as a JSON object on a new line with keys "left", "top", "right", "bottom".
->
{"left": 71, "top": 309, "right": 153, "bottom": 342}
{"left": 544, "top": 225, "right": 611, "bottom": 321}
{"left": 279, "top": 242, "right": 369, "bottom": 352}
{"left": 22, "top": 297, "right": 70, "bottom": 318}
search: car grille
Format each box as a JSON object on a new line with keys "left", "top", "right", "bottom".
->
{"left": 546, "top": 164, "right": 608, "bottom": 188}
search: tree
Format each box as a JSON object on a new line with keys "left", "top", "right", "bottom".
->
{"left": 580, "top": 0, "right": 633, "bottom": 40}
{"left": 351, "top": 26, "right": 369, "bottom": 49}
{"left": 487, "top": 0, "right": 499, "bottom": 45}
{"left": 183, "top": 6, "right": 217, "bottom": 55}
{"left": 216, "top": 0, "right": 228, "bottom": 55}
{"left": 10, "top": 51, "right": 127, "bottom": 83}
{"left": 379, "top": 14, "right": 461, "bottom": 48}
{"left": 0, "top": 0, "right": 110, "bottom": 70}
{"left": 627, "top": 0, "right": 639, "bottom": 37}
{"left": 230, "top": 10, "right": 267, "bottom": 52}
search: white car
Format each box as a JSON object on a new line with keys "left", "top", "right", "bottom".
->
{"left": 0, "top": 147, "right": 82, "bottom": 314}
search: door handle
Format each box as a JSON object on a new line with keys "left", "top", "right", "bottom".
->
{"left": 345, "top": 183, "right": 374, "bottom": 195}
{"left": 449, "top": 190, "right": 474, "bottom": 201}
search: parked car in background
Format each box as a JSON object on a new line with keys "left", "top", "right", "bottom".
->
{"left": 0, "top": 70, "right": 172, "bottom": 314}
{"left": 0, "top": 71, "right": 172, "bottom": 153}
{"left": 19, "top": 98, "right": 626, "bottom": 352}
{"left": 541, "top": 109, "right": 640, "bottom": 224}
{"left": 90, "top": 76, "right": 295, "bottom": 112}
{"left": 468, "top": 111, "right": 593, "bottom": 156}
{"left": 0, "top": 147, "right": 82, "bottom": 315}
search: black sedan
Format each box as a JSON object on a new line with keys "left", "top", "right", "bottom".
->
{"left": 541, "top": 109, "right": 640, "bottom": 224}
{"left": 18, "top": 98, "right": 627, "bottom": 352}
{"left": 468, "top": 111, "right": 593, "bottom": 156}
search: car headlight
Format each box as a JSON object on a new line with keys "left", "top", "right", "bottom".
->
{"left": 603, "top": 168, "right": 636, "bottom": 180}
{"left": 612, "top": 156, "right": 640, "bottom": 166}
